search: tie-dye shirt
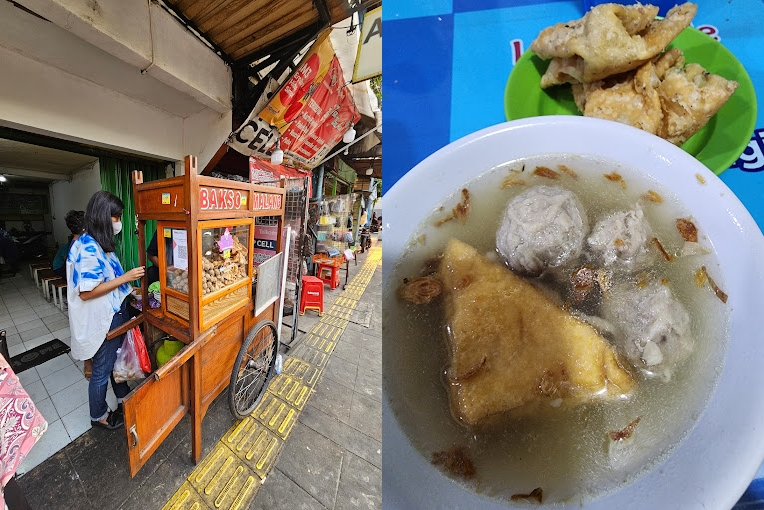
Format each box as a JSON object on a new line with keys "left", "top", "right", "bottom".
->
{"left": 66, "top": 233, "right": 131, "bottom": 360}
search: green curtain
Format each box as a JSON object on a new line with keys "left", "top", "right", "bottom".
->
{"left": 99, "top": 156, "right": 165, "bottom": 271}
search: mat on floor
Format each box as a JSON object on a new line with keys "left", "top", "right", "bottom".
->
{"left": 10, "top": 339, "right": 70, "bottom": 373}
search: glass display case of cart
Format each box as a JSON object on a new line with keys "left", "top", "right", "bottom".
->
{"left": 198, "top": 219, "right": 253, "bottom": 330}
{"left": 157, "top": 219, "right": 254, "bottom": 330}
{"left": 157, "top": 223, "right": 190, "bottom": 323}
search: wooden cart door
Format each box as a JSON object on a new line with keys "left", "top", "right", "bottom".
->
{"left": 122, "top": 357, "right": 190, "bottom": 477}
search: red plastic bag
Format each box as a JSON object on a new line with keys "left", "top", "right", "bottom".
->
{"left": 113, "top": 327, "right": 150, "bottom": 383}
{"left": 131, "top": 326, "right": 151, "bottom": 373}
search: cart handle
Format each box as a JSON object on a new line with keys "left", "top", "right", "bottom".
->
{"left": 106, "top": 315, "right": 143, "bottom": 340}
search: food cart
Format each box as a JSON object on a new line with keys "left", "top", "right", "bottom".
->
{"left": 109, "top": 156, "right": 287, "bottom": 477}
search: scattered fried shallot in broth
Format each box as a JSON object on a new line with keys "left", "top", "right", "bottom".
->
{"left": 652, "top": 237, "right": 674, "bottom": 261}
{"left": 700, "top": 266, "right": 728, "bottom": 303}
{"left": 676, "top": 218, "right": 698, "bottom": 242}
{"left": 533, "top": 166, "right": 560, "bottom": 180}
{"left": 511, "top": 488, "right": 543, "bottom": 504}
{"left": 431, "top": 446, "right": 476, "bottom": 480}
{"left": 609, "top": 417, "right": 641, "bottom": 442}
{"left": 435, "top": 188, "right": 471, "bottom": 226}
{"left": 604, "top": 172, "right": 627, "bottom": 189}
{"left": 397, "top": 276, "right": 443, "bottom": 304}
{"left": 558, "top": 164, "right": 578, "bottom": 178}
{"left": 641, "top": 190, "right": 664, "bottom": 203}
{"left": 501, "top": 177, "right": 526, "bottom": 189}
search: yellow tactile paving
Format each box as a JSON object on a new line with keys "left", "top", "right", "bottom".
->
{"left": 251, "top": 392, "right": 299, "bottom": 440}
{"left": 280, "top": 357, "right": 321, "bottom": 388}
{"left": 163, "top": 246, "right": 380, "bottom": 510}
{"left": 222, "top": 419, "right": 282, "bottom": 479}
{"left": 189, "top": 443, "right": 261, "bottom": 510}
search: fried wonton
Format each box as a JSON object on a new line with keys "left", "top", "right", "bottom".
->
{"left": 531, "top": 2, "right": 697, "bottom": 87}
{"left": 439, "top": 239, "right": 633, "bottom": 426}
{"left": 572, "top": 49, "right": 738, "bottom": 145}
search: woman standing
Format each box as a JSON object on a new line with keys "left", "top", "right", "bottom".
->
{"left": 66, "top": 191, "right": 144, "bottom": 430}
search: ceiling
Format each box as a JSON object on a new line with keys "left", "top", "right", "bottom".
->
{"left": 0, "top": 139, "right": 97, "bottom": 181}
{"left": 164, "top": 0, "right": 377, "bottom": 64}
{"left": 340, "top": 144, "right": 381, "bottom": 179}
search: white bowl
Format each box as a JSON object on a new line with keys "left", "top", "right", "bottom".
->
{"left": 382, "top": 116, "right": 764, "bottom": 509}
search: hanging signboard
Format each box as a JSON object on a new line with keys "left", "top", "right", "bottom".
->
{"left": 274, "top": 56, "right": 359, "bottom": 168}
{"left": 258, "top": 31, "right": 361, "bottom": 170}
{"left": 227, "top": 78, "right": 280, "bottom": 157}
{"left": 258, "top": 30, "right": 336, "bottom": 131}
{"left": 352, "top": 6, "right": 382, "bottom": 83}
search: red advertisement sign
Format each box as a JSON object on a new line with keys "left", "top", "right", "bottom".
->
{"left": 258, "top": 31, "right": 361, "bottom": 169}
{"left": 275, "top": 55, "right": 360, "bottom": 168}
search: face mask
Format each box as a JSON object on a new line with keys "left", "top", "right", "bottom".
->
{"left": 112, "top": 221, "right": 122, "bottom": 235}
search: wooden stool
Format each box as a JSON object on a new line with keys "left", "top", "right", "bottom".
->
{"left": 299, "top": 276, "right": 324, "bottom": 316}
{"left": 29, "top": 262, "right": 50, "bottom": 280}
{"left": 52, "top": 280, "right": 68, "bottom": 312}
{"left": 41, "top": 275, "right": 63, "bottom": 301}
{"left": 32, "top": 264, "right": 52, "bottom": 287}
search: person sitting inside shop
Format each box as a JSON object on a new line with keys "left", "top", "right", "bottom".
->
{"left": 52, "top": 210, "right": 85, "bottom": 278}
{"left": 146, "top": 230, "right": 173, "bottom": 286}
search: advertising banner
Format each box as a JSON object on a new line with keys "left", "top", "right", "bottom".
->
{"left": 352, "top": 6, "right": 381, "bottom": 83}
{"left": 258, "top": 31, "right": 360, "bottom": 169}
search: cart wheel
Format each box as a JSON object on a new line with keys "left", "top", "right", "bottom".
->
{"left": 229, "top": 320, "right": 279, "bottom": 419}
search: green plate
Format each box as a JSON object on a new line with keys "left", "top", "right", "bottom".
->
{"left": 504, "top": 27, "right": 757, "bottom": 175}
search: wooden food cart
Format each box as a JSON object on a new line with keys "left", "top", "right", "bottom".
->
{"left": 109, "top": 156, "right": 287, "bottom": 477}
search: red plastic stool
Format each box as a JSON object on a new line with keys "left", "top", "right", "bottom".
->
{"left": 317, "top": 263, "right": 340, "bottom": 290}
{"left": 300, "top": 276, "right": 324, "bottom": 315}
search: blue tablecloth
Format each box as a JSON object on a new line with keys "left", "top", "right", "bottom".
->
{"left": 383, "top": 1, "right": 764, "bottom": 507}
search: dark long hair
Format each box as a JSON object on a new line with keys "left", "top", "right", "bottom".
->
{"left": 85, "top": 191, "right": 123, "bottom": 253}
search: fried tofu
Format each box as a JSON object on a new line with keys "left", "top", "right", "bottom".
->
{"left": 572, "top": 59, "right": 664, "bottom": 135}
{"left": 439, "top": 239, "right": 633, "bottom": 426}
{"left": 572, "top": 49, "right": 738, "bottom": 145}
{"left": 532, "top": 2, "right": 697, "bottom": 87}
{"left": 655, "top": 52, "right": 739, "bottom": 145}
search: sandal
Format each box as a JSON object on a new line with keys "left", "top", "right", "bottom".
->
{"left": 90, "top": 411, "right": 124, "bottom": 430}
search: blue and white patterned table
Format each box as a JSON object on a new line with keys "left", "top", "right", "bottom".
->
{"left": 383, "top": 1, "right": 764, "bottom": 507}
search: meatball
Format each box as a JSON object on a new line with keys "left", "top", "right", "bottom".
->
{"left": 587, "top": 205, "right": 653, "bottom": 270}
{"left": 602, "top": 282, "right": 692, "bottom": 376}
{"left": 496, "top": 186, "right": 588, "bottom": 275}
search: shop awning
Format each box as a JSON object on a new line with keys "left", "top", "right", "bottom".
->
{"left": 162, "top": 0, "right": 379, "bottom": 65}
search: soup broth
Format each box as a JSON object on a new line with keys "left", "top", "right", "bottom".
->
{"left": 383, "top": 154, "right": 729, "bottom": 504}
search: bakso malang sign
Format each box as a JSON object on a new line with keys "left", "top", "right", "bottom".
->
{"left": 198, "top": 187, "right": 282, "bottom": 211}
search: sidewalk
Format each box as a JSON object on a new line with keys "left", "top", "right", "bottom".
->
{"left": 16, "top": 240, "right": 382, "bottom": 510}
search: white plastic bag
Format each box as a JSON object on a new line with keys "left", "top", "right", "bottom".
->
{"left": 113, "top": 329, "right": 146, "bottom": 383}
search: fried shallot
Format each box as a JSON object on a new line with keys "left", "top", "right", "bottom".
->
{"left": 397, "top": 276, "right": 443, "bottom": 304}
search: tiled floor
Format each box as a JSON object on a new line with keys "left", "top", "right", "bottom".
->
{"left": 0, "top": 272, "right": 113, "bottom": 476}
